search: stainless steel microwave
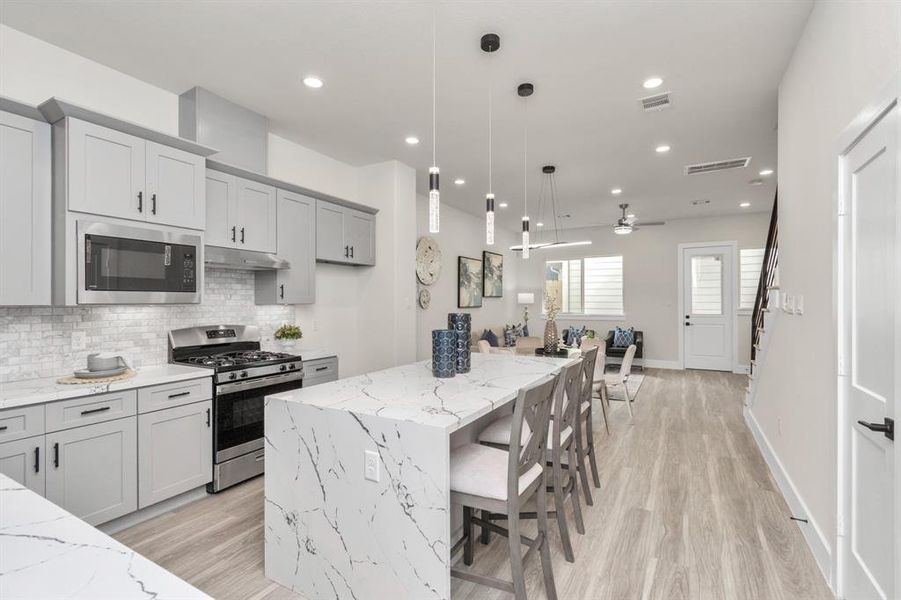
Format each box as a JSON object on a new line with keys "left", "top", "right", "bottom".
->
{"left": 76, "top": 221, "right": 201, "bottom": 304}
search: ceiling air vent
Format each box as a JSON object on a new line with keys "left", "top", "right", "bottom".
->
{"left": 639, "top": 91, "right": 672, "bottom": 111}
{"left": 684, "top": 156, "right": 751, "bottom": 176}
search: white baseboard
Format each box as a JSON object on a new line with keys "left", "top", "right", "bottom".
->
{"left": 743, "top": 406, "right": 834, "bottom": 593}
{"left": 734, "top": 363, "right": 750, "bottom": 374}
{"left": 98, "top": 485, "right": 209, "bottom": 535}
{"left": 605, "top": 357, "right": 681, "bottom": 370}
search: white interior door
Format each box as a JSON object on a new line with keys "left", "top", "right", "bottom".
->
{"left": 839, "top": 99, "right": 897, "bottom": 600}
{"left": 682, "top": 244, "right": 734, "bottom": 371}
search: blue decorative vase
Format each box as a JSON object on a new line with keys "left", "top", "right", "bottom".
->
{"left": 431, "top": 329, "right": 457, "bottom": 378}
{"left": 448, "top": 313, "right": 472, "bottom": 374}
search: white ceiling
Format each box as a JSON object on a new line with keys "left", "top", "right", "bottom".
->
{"left": 0, "top": 0, "right": 811, "bottom": 230}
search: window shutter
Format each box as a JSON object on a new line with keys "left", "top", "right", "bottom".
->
{"left": 739, "top": 248, "right": 765, "bottom": 310}
{"left": 582, "top": 256, "right": 624, "bottom": 316}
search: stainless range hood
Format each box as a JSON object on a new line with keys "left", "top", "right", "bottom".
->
{"left": 205, "top": 246, "right": 290, "bottom": 270}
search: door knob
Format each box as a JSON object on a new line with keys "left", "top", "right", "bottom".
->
{"left": 857, "top": 417, "right": 894, "bottom": 441}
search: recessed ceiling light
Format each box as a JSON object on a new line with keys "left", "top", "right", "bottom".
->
{"left": 536, "top": 222, "right": 544, "bottom": 227}
{"left": 303, "top": 76, "right": 323, "bottom": 88}
{"left": 611, "top": 188, "right": 622, "bottom": 195}
{"left": 655, "top": 144, "right": 671, "bottom": 153}
{"left": 499, "top": 202, "right": 508, "bottom": 208}
{"left": 405, "top": 136, "right": 419, "bottom": 145}
{"left": 740, "top": 202, "right": 751, "bottom": 208}
{"left": 643, "top": 77, "right": 663, "bottom": 89}
{"left": 759, "top": 168, "right": 774, "bottom": 176}
{"left": 454, "top": 178, "right": 465, "bottom": 185}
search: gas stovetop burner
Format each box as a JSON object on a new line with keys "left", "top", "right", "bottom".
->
{"left": 179, "top": 350, "right": 297, "bottom": 370}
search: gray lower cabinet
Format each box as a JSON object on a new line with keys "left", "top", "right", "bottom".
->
{"left": 256, "top": 189, "right": 316, "bottom": 304}
{"left": 303, "top": 356, "right": 339, "bottom": 387}
{"left": 0, "top": 435, "right": 45, "bottom": 495}
{"left": 46, "top": 417, "right": 138, "bottom": 526}
{"left": 315, "top": 200, "right": 375, "bottom": 266}
{"left": 0, "top": 108, "right": 51, "bottom": 305}
{"left": 137, "top": 400, "right": 212, "bottom": 509}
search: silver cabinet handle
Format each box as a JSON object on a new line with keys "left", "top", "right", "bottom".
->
{"left": 80, "top": 406, "right": 111, "bottom": 416}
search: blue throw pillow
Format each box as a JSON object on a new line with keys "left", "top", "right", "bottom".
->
{"left": 612, "top": 326, "right": 634, "bottom": 348}
{"left": 481, "top": 329, "right": 499, "bottom": 347}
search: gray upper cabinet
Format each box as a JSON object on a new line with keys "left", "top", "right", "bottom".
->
{"left": 256, "top": 190, "right": 316, "bottom": 305}
{"left": 237, "top": 179, "right": 277, "bottom": 253}
{"left": 45, "top": 416, "right": 138, "bottom": 526}
{"left": 137, "top": 399, "right": 212, "bottom": 509}
{"left": 145, "top": 141, "right": 206, "bottom": 229}
{"left": 205, "top": 169, "right": 276, "bottom": 253}
{"left": 0, "top": 109, "right": 51, "bottom": 305}
{"left": 316, "top": 200, "right": 376, "bottom": 266}
{"left": 64, "top": 118, "right": 206, "bottom": 230}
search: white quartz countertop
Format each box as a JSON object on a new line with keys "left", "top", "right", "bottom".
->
{"left": 0, "top": 473, "right": 210, "bottom": 599}
{"left": 269, "top": 353, "right": 577, "bottom": 432}
{"left": 0, "top": 364, "right": 213, "bottom": 410}
{"left": 299, "top": 349, "right": 337, "bottom": 361}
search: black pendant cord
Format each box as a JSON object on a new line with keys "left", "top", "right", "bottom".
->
{"left": 551, "top": 173, "right": 561, "bottom": 244}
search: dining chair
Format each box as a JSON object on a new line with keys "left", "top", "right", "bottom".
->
{"left": 580, "top": 338, "right": 610, "bottom": 434}
{"left": 477, "top": 339, "right": 492, "bottom": 354}
{"left": 603, "top": 343, "right": 637, "bottom": 419}
{"left": 476, "top": 362, "right": 585, "bottom": 562}
{"left": 450, "top": 375, "right": 559, "bottom": 600}
{"left": 574, "top": 345, "right": 601, "bottom": 504}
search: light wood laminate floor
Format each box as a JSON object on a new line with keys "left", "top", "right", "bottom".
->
{"left": 115, "top": 368, "right": 832, "bottom": 600}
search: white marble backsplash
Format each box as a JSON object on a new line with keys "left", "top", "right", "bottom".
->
{"left": 0, "top": 268, "right": 295, "bottom": 383}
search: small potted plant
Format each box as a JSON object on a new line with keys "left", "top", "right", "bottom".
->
{"left": 274, "top": 323, "right": 303, "bottom": 351}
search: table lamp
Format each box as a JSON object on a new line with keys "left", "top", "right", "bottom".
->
{"left": 517, "top": 292, "right": 535, "bottom": 331}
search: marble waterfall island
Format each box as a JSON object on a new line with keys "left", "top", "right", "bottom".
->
{"left": 264, "top": 352, "right": 577, "bottom": 600}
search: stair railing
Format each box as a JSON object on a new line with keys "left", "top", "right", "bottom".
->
{"left": 751, "top": 193, "right": 779, "bottom": 364}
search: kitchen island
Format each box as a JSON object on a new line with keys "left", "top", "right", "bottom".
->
{"left": 264, "top": 352, "right": 578, "bottom": 600}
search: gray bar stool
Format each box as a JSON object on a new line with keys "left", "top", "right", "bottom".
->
{"left": 477, "top": 361, "right": 585, "bottom": 562}
{"left": 574, "top": 345, "right": 602, "bottom": 505}
{"left": 450, "top": 374, "right": 559, "bottom": 600}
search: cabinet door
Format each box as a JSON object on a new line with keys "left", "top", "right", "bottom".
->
{"left": 316, "top": 200, "right": 348, "bottom": 262}
{"left": 236, "top": 178, "right": 277, "bottom": 253}
{"left": 138, "top": 400, "right": 212, "bottom": 509}
{"left": 0, "top": 436, "right": 45, "bottom": 495}
{"left": 278, "top": 190, "right": 316, "bottom": 304}
{"left": 346, "top": 210, "right": 375, "bottom": 265}
{"left": 0, "top": 111, "right": 51, "bottom": 305}
{"left": 46, "top": 417, "right": 137, "bottom": 526}
{"left": 67, "top": 118, "right": 145, "bottom": 221}
{"left": 146, "top": 141, "right": 205, "bottom": 230}
{"left": 205, "top": 170, "right": 238, "bottom": 248}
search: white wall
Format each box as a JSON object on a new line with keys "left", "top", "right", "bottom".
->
{"left": 517, "top": 213, "right": 769, "bottom": 367}
{"left": 0, "top": 24, "right": 416, "bottom": 378}
{"left": 415, "top": 196, "right": 522, "bottom": 360}
{"left": 749, "top": 1, "right": 901, "bottom": 586}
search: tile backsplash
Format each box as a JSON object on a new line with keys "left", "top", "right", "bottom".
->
{"left": 0, "top": 268, "right": 295, "bottom": 383}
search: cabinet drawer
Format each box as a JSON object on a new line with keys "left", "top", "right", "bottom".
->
{"left": 138, "top": 378, "right": 212, "bottom": 414}
{"left": 0, "top": 405, "right": 45, "bottom": 443}
{"left": 46, "top": 390, "right": 137, "bottom": 432}
{"left": 304, "top": 358, "right": 337, "bottom": 379}
{"left": 302, "top": 374, "right": 338, "bottom": 388}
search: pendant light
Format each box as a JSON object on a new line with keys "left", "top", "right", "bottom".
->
{"left": 519, "top": 82, "right": 534, "bottom": 259}
{"left": 536, "top": 165, "right": 592, "bottom": 249}
{"left": 428, "top": 9, "right": 440, "bottom": 234}
{"left": 481, "top": 33, "right": 500, "bottom": 245}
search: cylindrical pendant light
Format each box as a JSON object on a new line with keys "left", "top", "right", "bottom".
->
{"left": 518, "top": 82, "right": 534, "bottom": 259}
{"left": 428, "top": 9, "right": 440, "bottom": 234}
{"left": 481, "top": 33, "right": 500, "bottom": 245}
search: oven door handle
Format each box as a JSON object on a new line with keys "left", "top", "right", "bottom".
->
{"left": 217, "top": 371, "right": 303, "bottom": 394}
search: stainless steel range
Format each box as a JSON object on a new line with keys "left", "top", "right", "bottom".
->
{"left": 168, "top": 325, "right": 303, "bottom": 492}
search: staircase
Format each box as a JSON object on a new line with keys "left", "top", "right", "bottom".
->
{"left": 747, "top": 194, "right": 779, "bottom": 405}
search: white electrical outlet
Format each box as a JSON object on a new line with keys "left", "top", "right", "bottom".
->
{"left": 364, "top": 450, "right": 380, "bottom": 482}
{"left": 71, "top": 331, "right": 86, "bottom": 351}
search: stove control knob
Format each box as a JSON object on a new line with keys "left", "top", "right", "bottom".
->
{"left": 240, "top": 371, "right": 248, "bottom": 378}
{"left": 289, "top": 363, "right": 296, "bottom": 370}
{"left": 228, "top": 373, "right": 237, "bottom": 381}
{"left": 279, "top": 364, "right": 287, "bottom": 372}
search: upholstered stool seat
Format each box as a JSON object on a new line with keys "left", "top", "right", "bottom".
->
{"left": 478, "top": 415, "right": 571, "bottom": 451}
{"left": 450, "top": 443, "right": 542, "bottom": 501}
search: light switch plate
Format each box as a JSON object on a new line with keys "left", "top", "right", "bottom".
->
{"left": 364, "top": 450, "right": 380, "bottom": 482}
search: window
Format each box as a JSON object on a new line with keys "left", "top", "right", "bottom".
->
{"left": 739, "top": 248, "right": 765, "bottom": 310}
{"left": 690, "top": 255, "right": 723, "bottom": 315}
{"left": 544, "top": 255, "right": 623, "bottom": 317}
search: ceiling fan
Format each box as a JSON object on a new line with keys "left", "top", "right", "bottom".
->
{"left": 612, "top": 203, "right": 665, "bottom": 235}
